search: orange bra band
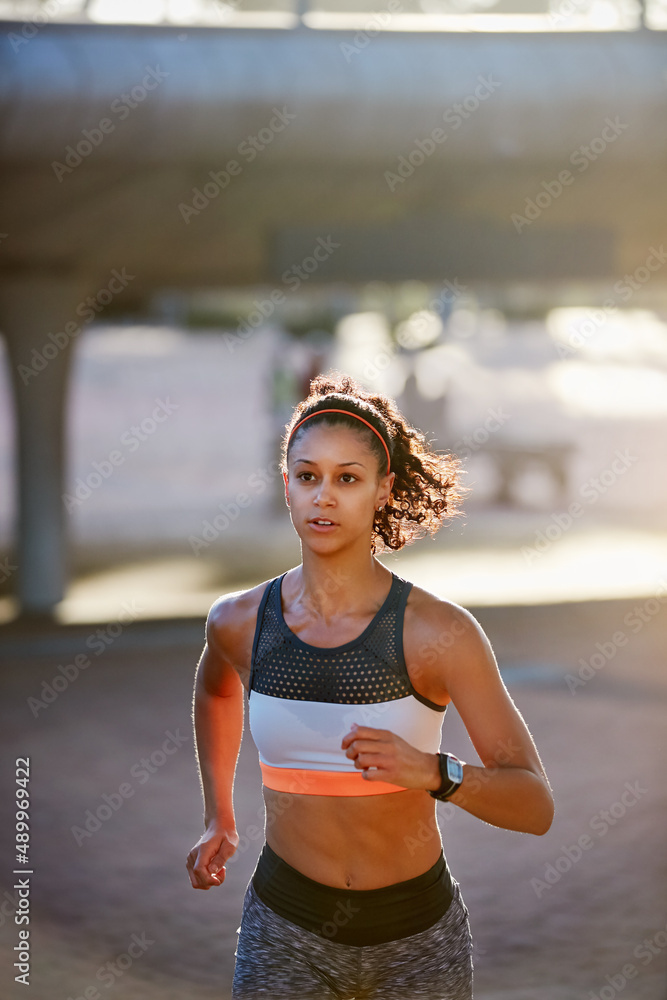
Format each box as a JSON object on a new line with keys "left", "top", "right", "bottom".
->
{"left": 259, "top": 762, "right": 408, "bottom": 796}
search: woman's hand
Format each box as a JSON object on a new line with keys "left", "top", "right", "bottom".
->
{"left": 186, "top": 821, "right": 240, "bottom": 889}
{"left": 341, "top": 723, "right": 440, "bottom": 791}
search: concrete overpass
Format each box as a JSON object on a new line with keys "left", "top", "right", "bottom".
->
{"left": 1, "top": 22, "right": 666, "bottom": 618}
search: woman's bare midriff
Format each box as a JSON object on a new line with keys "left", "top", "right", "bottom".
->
{"left": 234, "top": 576, "right": 449, "bottom": 891}
{"left": 262, "top": 785, "right": 443, "bottom": 890}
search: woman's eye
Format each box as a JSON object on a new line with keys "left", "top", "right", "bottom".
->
{"left": 296, "top": 472, "right": 356, "bottom": 483}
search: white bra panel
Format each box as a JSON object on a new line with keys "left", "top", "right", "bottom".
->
{"left": 248, "top": 690, "right": 445, "bottom": 772}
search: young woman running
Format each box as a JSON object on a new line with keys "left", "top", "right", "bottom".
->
{"left": 186, "top": 372, "right": 554, "bottom": 1000}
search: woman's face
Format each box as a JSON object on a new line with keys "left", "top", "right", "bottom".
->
{"left": 285, "top": 423, "right": 393, "bottom": 550}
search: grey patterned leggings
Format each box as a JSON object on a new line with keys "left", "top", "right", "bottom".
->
{"left": 231, "top": 878, "right": 474, "bottom": 999}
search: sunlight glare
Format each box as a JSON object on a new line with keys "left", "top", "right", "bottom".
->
{"left": 88, "top": 0, "right": 166, "bottom": 22}
{"left": 546, "top": 361, "right": 667, "bottom": 418}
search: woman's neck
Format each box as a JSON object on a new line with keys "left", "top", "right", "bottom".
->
{"left": 289, "top": 552, "right": 392, "bottom": 620}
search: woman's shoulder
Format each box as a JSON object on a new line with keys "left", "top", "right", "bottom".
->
{"left": 402, "top": 578, "right": 487, "bottom": 650}
{"left": 204, "top": 573, "right": 281, "bottom": 661}
{"left": 207, "top": 574, "right": 278, "bottom": 631}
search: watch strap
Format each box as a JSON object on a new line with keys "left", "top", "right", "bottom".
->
{"left": 428, "top": 753, "right": 464, "bottom": 801}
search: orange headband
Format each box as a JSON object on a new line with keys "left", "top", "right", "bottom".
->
{"left": 287, "top": 408, "right": 391, "bottom": 474}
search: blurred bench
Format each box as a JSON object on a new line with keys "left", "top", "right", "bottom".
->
{"left": 480, "top": 441, "right": 575, "bottom": 506}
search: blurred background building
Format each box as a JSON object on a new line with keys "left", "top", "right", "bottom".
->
{"left": 1, "top": 0, "right": 667, "bottom": 622}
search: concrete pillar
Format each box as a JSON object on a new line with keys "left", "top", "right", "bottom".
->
{"left": 0, "top": 272, "right": 92, "bottom": 620}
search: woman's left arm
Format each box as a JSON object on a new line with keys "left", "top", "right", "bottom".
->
{"left": 341, "top": 602, "right": 555, "bottom": 836}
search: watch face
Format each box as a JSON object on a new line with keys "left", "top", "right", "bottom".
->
{"left": 446, "top": 757, "right": 463, "bottom": 784}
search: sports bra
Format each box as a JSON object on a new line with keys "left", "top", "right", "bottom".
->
{"left": 247, "top": 570, "right": 447, "bottom": 796}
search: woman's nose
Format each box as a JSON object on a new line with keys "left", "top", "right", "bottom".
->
{"left": 314, "top": 479, "right": 335, "bottom": 505}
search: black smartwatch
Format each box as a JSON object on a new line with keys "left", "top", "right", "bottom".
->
{"left": 428, "top": 753, "right": 465, "bottom": 801}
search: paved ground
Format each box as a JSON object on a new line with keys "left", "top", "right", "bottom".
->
{"left": 0, "top": 593, "right": 666, "bottom": 1000}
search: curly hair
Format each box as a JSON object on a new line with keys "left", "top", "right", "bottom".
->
{"left": 280, "top": 370, "right": 466, "bottom": 554}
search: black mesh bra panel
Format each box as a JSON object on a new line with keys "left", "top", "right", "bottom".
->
{"left": 250, "top": 571, "right": 440, "bottom": 707}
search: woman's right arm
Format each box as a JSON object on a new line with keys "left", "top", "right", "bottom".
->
{"left": 186, "top": 596, "right": 246, "bottom": 890}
